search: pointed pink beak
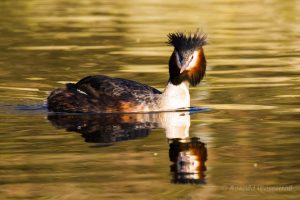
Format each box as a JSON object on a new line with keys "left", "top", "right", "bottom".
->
{"left": 180, "top": 63, "right": 189, "bottom": 74}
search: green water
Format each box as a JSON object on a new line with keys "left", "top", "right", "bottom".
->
{"left": 0, "top": 0, "right": 299, "bottom": 199}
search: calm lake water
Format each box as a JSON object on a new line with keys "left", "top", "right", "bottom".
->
{"left": 0, "top": 0, "right": 299, "bottom": 199}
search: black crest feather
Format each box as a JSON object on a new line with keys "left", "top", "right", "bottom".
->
{"left": 167, "top": 31, "right": 207, "bottom": 51}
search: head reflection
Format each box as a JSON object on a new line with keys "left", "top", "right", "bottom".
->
{"left": 48, "top": 110, "right": 207, "bottom": 184}
{"left": 169, "top": 137, "right": 207, "bottom": 184}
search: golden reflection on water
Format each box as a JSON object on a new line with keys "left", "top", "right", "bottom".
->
{"left": 0, "top": 0, "right": 299, "bottom": 199}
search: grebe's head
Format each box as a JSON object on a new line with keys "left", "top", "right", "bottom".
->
{"left": 168, "top": 31, "right": 207, "bottom": 86}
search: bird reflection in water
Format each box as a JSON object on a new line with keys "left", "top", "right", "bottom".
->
{"left": 48, "top": 110, "right": 207, "bottom": 183}
{"left": 169, "top": 137, "right": 207, "bottom": 184}
{"left": 48, "top": 113, "right": 156, "bottom": 145}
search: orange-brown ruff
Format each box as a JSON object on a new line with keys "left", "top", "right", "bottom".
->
{"left": 47, "top": 31, "right": 207, "bottom": 113}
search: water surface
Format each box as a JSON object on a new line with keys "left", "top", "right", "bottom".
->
{"left": 0, "top": 0, "right": 299, "bottom": 199}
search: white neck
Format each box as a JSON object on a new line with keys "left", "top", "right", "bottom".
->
{"left": 160, "top": 81, "right": 190, "bottom": 111}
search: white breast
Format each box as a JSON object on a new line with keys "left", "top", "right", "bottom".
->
{"left": 160, "top": 82, "right": 190, "bottom": 110}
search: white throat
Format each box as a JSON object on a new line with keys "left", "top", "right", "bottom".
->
{"left": 160, "top": 81, "right": 190, "bottom": 110}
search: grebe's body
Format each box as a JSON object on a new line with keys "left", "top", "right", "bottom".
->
{"left": 47, "top": 31, "right": 207, "bottom": 113}
{"left": 48, "top": 75, "right": 162, "bottom": 112}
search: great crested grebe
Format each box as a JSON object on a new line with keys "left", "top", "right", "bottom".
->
{"left": 47, "top": 31, "right": 207, "bottom": 113}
